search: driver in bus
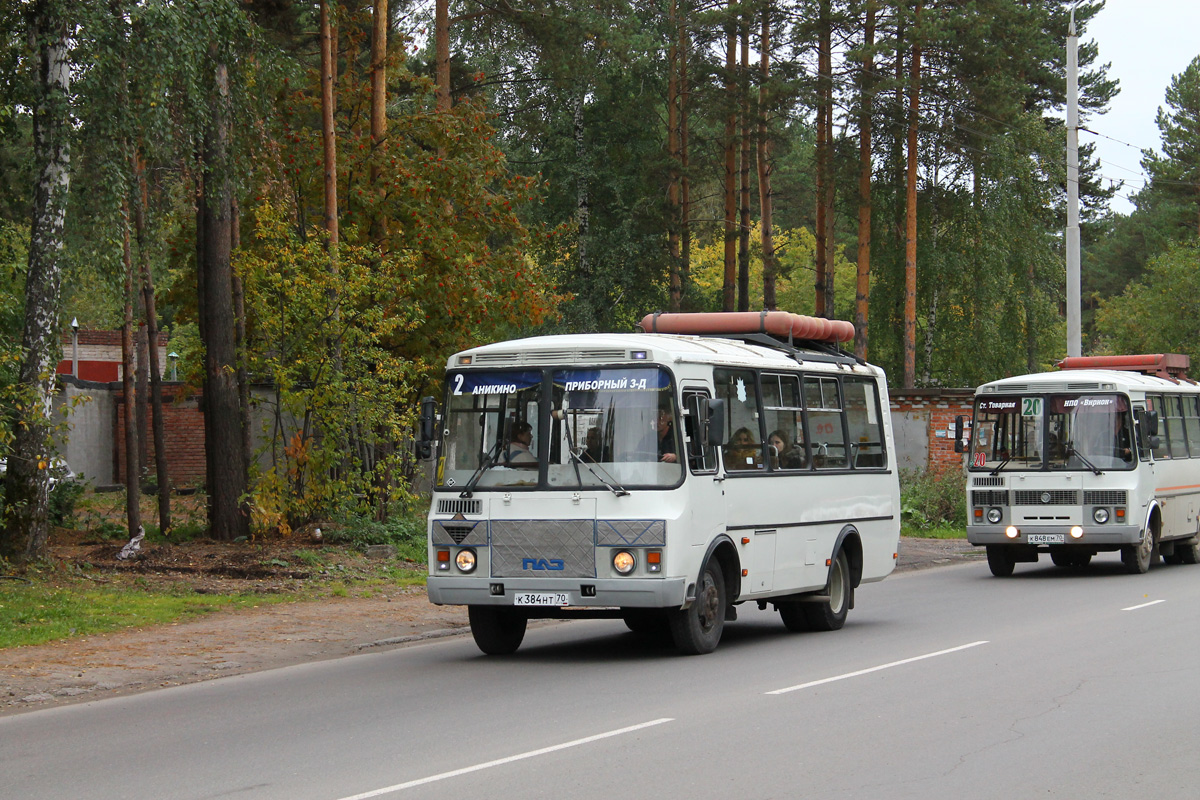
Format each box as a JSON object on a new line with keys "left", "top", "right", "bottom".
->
{"left": 657, "top": 404, "right": 678, "bottom": 463}
{"left": 503, "top": 421, "right": 537, "bottom": 467}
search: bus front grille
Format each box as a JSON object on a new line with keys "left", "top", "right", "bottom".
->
{"left": 1084, "top": 490, "right": 1128, "bottom": 506}
{"left": 972, "top": 490, "right": 1009, "bottom": 506}
{"left": 1014, "top": 490, "right": 1079, "bottom": 505}
{"left": 490, "top": 519, "right": 597, "bottom": 578}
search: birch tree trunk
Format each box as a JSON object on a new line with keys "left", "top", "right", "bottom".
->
{"left": 1, "top": 1, "right": 71, "bottom": 566}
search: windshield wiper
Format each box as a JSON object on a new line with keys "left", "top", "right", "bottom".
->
{"left": 566, "top": 446, "right": 630, "bottom": 497}
{"left": 988, "top": 457, "right": 1011, "bottom": 476}
{"left": 1065, "top": 444, "right": 1103, "bottom": 475}
{"left": 460, "top": 440, "right": 504, "bottom": 498}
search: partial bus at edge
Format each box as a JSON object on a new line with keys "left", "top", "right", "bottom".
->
{"left": 961, "top": 354, "right": 1200, "bottom": 576}
{"left": 416, "top": 312, "right": 902, "bottom": 655}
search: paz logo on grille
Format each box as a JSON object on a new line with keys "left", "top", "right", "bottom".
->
{"left": 522, "top": 558, "right": 565, "bottom": 571}
{"left": 1040, "top": 492, "right": 1052, "bottom": 504}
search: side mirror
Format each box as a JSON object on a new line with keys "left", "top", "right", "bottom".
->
{"left": 953, "top": 415, "right": 966, "bottom": 453}
{"left": 705, "top": 398, "right": 726, "bottom": 447}
{"left": 416, "top": 396, "right": 438, "bottom": 460}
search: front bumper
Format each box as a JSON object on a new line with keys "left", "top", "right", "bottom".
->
{"left": 427, "top": 575, "right": 687, "bottom": 609}
{"left": 967, "top": 524, "right": 1142, "bottom": 547}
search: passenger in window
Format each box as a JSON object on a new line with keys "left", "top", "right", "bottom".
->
{"left": 503, "top": 421, "right": 537, "bottom": 467}
{"left": 768, "top": 429, "right": 805, "bottom": 469}
{"left": 726, "top": 426, "right": 762, "bottom": 470}
{"left": 657, "top": 404, "right": 678, "bottom": 463}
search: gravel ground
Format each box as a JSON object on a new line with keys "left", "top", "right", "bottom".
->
{"left": 0, "top": 538, "right": 982, "bottom": 716}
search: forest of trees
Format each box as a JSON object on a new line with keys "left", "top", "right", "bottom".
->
{"left": 2, "top": 0, "right": 1198, "bottom": 563}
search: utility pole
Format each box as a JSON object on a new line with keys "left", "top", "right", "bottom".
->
{"left": 1065, "top": 10, "right": 1082, "bottom": 358}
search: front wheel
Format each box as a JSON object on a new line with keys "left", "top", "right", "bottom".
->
{"left": 468, "top": 606, "right": 527, "bottom": 655}
{"left": 622, "top": 608, "right": 670, "bottom": 637}
{"left": 986, "top": 545, "right": 1016, "bottom": 577}
{"left": 1121, "top": 527, "right": 1156, "bottom": 574}
{"left": 668, "top": 559, "right": 726, "bottom": 655}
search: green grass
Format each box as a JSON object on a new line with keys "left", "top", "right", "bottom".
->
{"left": 901, "top": 524, "right": 967, "bottom": 539}
{"left": 0, "top": 582, "right": 281, "bottom": 649}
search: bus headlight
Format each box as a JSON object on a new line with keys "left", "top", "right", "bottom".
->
{"left": 613, "top": 550, "right": 636, "bottom": 575}
{"left": 1005, "top": 526, "right": 1019, "bottom": 539}
{"left": 1070, "top": 526, "right": 1084, "bottom": 539}
{"left": 1093, "top": 507, "right": 1110, "bottom": 524}
{"left": 455, "top": 548, "right": 477, "bottom": 573}
{"left": 986, "top": 508, "right": 1002, "bottom": 524}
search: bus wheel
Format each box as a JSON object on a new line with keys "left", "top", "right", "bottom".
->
{"left": 1051, "top": 550, "right": 1091, "bottom": 568}
{"left": 622, "top": 609, "right": 670, "bottom": 637}
{"left": 668, "top": 559, "right": 726, "bottom": 655}
{"left": 468, "top": 606, "right": 527, "bottom": 655}
{"left": 1121, "top": 528, "right": 1156, "bottom": 574}
{"left": 986, "top": 545, "right": 1016, "bottom": 577}
{"left": 798, "top": 550, "right": 851, "bottom": 632}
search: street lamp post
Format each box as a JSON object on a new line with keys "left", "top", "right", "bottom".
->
{"left": 168, "top": 351, "right": 179, "bottom": 381}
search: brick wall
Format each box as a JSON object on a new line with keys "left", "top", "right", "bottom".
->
{"left": 889, "top": 388, "right": 975, "bottom": 475}
{"left": 114, "top": 385, "right": 207, "bottom": 486}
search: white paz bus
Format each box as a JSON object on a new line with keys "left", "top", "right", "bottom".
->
{"left": 416, "top": 312, "right": 901, "bottom": 655}
{"left": 960, "top": 354, "right": 1200, "bottom": 576}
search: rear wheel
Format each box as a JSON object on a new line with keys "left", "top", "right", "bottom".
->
{"left": 668, "top": 559, "right": 726, "bottom": 655}
{"left": 1178, "top": 538, "right": 1200, "bottom": 565}
{"left": 986, "top": 545, "right": 1016, "bottom": 577}
{"left": 1121, "top": 527, "right": 1156, "bottom": 574}
{"left": 797, "top": 550, "right": 851, "bottom": 632}
{"left": 468, "top": 606, "right": 527, "bottom": 655}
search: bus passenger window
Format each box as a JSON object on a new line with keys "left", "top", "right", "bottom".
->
{"left": 804, "top": 376, "right": 847, "bottom": 469}
{"left": 714, "top": 368, "right": 764, "bottom": 471}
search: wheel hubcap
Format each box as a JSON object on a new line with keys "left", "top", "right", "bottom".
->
{"left": 829, "top": 559, "right": 845, "bottom": 614}
{"left": 697, "top": 574, "right": 719, "bottom": 632}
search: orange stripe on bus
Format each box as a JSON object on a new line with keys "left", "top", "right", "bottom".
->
{"left": 1156, "top": 484, "right": 1200, "bottom": 492}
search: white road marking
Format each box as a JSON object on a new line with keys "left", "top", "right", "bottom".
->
{"left": 767, "top": 641, "right": 990, "bottom": 695}
{"left": 335, "top": 717, "right": 675, "bottom": 799}
{"left": 1122, "top": 599, "right": 1166, "bottom": 611}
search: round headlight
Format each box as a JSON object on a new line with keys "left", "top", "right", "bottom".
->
{"left": 1093, "top": 507, "right": 1109, "bottom": 524}
{"left": 1005, "top": 526, "right": 1019, "bottom": 539}
{"left": 613, "top": 550, "right": 636, "bottom": 575}
{"left": 986, "top": 508, "right": 1003, "bottom": 524}
{"left": 455, "top": 548, "right": 477, "bottom": 573}
{"left": 1070, "top": 526, "right": 1084, "bottom": 539}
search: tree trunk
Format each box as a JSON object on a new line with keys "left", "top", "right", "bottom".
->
{"left": 435, "top": 0, "right": 450, "bottom": 112}
{"left": 200, "top": 59, "right": 248, "bottom": 541}
{"left": 1, "top": 2, "right": 71, "bottom": 566}
{"left": 758, "top": 5, "right": 777, "bottom": 311}
{"left": 738, "top": 16, "right": 751, "bottom": 312}
{"left": 574, "top": 90, "right": 590, "bottom": 294}
{"left": 667, "top": 0, "right": 681, "bottom": 313}
{"left": 230, "top": 196, "right": 252, "bottom": 483}
{"left": 133, "top": 155, "right": 171, "bottom": 534}
{"left": 320, "top": 0, "right": 339, "bottom": 250}
{"left": 722, "top": 3, "right": 737, "bottom": 312}
{"left": 121, "top": 202, "right": 142, "bottom": 536}
{"left": 135, "top": 321, "right": 149, "bottom": 475}
{"left": 814, "top": 0, "right": 830, "bottom": 317}
{"left": 903, "top": 3, "right": 922, "bottom": 389}
{"left": 854, "top": 0, "right": 875, "bottom": 359}
{"left": 680, "top": 19, "right": 692, "bottom": 306}
{"left": 370, "top": 0, "right": 388, "bottom": 237}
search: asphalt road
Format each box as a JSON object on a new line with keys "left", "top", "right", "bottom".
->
{"left": 3, "top": 554, "right": 1198, "bottom": 800}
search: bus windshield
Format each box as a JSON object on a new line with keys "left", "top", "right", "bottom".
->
{"left": 437, "top": 367, "right": 683, "bottom": 490}
{"left": 969, "top": 394, "right": 1134, "bottom": 472}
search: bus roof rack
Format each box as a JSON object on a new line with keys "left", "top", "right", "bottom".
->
{"left": 1056, "top": 353, "right": 1191, "bottom": 380}
{"left": 636, "top": 311, "right": 861, "bottom": 366}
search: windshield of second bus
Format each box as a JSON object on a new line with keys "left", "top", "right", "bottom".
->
{"left": 969, "top": 394, "right": 1134, "bottom": 472}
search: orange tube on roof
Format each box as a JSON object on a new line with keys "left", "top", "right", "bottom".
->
{"left": 637, "top": 312, "right": 855, "bottom": 343}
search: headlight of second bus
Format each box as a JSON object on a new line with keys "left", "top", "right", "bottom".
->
{"left": 613, "top": 550, "right": 636, "bottom": 575}
{"left": 455, "top": 548, "right": 477, "bottom": 573}
{"left": 986, "top": 508, "right": 1002, "bottom": 524}
{"left": 1093, "top": 507, "right": 1110, "bottom": 524}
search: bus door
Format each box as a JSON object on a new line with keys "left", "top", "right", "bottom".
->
{"left": 682, "top": 386, "right": 728, "bottom": 577}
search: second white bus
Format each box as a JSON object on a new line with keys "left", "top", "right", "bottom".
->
{"left": 961, "top": 354, "right": 1200, "bottom": 576}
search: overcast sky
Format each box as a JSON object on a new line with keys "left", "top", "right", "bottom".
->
{"left": 1085, "top": 0, "right": 1200, "bottom": 214}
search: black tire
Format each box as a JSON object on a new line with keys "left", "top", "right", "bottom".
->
{"left": 799, "top": 550, "right": 851, "bottom": 632}
{"left": 1050, "top": 550, "right": 1092, "bottom": 569}
{"left": 668, "top": 559, "right": 726, "bottom": 655}
{"left": 778, "top": 602, "right": 810, "bottom": 633}
{"left": 622, "top": 608, "right": 670, "bottom": 637}
{"left": 468, "top": 606, "right": 527, "bottom": 655}
{"left": 986, "top": 545, "right": 1016, "bottom": 577}
{"left": 1121, "top": 527, "right": 1156, "bottom": 575}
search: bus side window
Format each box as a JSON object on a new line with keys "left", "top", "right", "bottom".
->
{"left": 714, "top": 368, "right": 765, "bottom": 471}
{"left": 804, "top": 375, "right": 847, "bottom": 469}
{"left": 844, "top": 377, "right": 885, "bottom": 469}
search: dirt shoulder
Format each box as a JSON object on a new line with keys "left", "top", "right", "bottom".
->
{"left": 1, "top": 537, "right": 981, "bottom": 716}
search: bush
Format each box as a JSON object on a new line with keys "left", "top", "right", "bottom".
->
{"left": 900, "top": 468, "right": 967, "bottom": 530}
{"left": 324, "top": 511, "right": 427, "bottom": 562}
{"left": 49, "top": 478, "right": 87, "bottom": 526}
